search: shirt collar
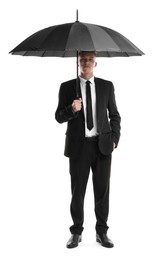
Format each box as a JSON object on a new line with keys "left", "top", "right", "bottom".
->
{"left": 79, "top": 76, "right": 95, "bottom": 85}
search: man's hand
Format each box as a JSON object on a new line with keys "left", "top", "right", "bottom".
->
{"left": 72, "top": 98, "right": 82, "bottom": 113}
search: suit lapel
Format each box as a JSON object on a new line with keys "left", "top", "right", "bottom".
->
{"left": 95, "top": 77, "right": 101, "bottom": 117}
{"left": 95, "top": 77, "right": 105, "bottom": 132}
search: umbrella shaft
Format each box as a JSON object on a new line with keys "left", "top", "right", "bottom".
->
{"left": 76, "top": 50, "right": 79, "bottom": 98}
{"left": 76, "top": 50, "right": 79, "bottom": 78}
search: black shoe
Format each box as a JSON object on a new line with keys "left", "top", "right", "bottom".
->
{"left": 96, "top": 233, "right": 114, "bottom": 248}
{"left": 66, "top": 234, "right": 82, "bottom": 249}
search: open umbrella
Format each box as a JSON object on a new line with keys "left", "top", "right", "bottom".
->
{"left": 9, "top": 10, "right": 144, "bottom": 96}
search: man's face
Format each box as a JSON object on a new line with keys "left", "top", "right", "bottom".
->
{"left": 78, "top": 52, "right": 97, "bottom": 75}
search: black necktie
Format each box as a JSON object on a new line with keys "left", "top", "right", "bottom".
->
{"left": 86, "top": 81, "right": 94, "bottom": 130}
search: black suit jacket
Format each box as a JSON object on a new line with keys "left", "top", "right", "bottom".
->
{"left": 55, "top": 77, "right": 121, "bottom": 158}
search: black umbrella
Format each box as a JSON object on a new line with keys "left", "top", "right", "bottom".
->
{"left": 10, "top": 10, "right": 144, "bottom": 95}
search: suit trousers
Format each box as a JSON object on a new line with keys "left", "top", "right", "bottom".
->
{"left": 69, "top": 137, "right": 112, "bottom": 235}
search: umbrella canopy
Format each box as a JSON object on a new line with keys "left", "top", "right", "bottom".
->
{"left": 10, "top": 21, "right": 144, "bottom": 58}
{"left": 9, "top": 11, "right": 144, "bottom": 97}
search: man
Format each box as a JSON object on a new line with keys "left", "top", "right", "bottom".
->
{"left": 55, "top": 51, "right": 121, "bottom": 248}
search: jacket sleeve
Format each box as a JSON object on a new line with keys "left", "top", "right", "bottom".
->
{"left": 108, "top": 83, "right": 121, "bottom": 147}
{"left": 55, "top": 83, "right": 78, "bottom": 124}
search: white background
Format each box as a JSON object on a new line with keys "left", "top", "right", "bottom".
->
{"left": 0, "top": 0, "right": 155, "bottom": 259}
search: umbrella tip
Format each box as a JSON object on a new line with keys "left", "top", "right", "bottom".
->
{"left": 76, "top": 9, "right": 79, "bottom": 22}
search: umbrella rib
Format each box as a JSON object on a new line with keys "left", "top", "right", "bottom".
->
{"left": 41, "top": 50, "right": 46, "bottom": 57}
{"left": 23, "top": 50, "right": 29, "bottom": 56}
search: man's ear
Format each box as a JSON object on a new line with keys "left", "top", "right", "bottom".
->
{"left": 95, "top": 62, "right": 97, "bottom": 67}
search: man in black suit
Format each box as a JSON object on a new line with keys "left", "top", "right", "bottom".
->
{"left": 55, "top": 51, "right": 121, "bottom": 248}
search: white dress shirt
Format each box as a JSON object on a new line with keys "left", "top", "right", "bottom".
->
{"left": 79, "top": 76, "right": 98, "bottom": 137}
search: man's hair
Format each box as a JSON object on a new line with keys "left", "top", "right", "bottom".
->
{"left": 78, "top": 51, "right": 97, "bottom": 57}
